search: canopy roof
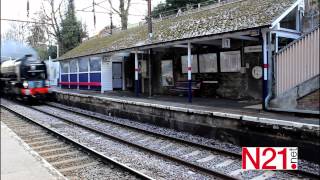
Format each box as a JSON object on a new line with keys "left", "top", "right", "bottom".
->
{"left": 60, "top": 0, "right": 297, "bottom": 60}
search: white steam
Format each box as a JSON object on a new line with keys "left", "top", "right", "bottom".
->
{"left": 1, "top": 40, "right": 39, "bottom": 61}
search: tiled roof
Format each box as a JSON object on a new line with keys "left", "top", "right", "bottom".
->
{"left": 59, "top": 0, "right": 297, "bottom": 60}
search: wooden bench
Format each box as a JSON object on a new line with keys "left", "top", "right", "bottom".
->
{"left": 169, "top": 81, "right": 201, "bottom": 96}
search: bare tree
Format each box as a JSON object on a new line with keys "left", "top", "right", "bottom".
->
{"left": 108, "top": 0, "right": 132, "bottom": 30}
{"left": 41, "top": 0, "right": 66, "bottom": 52}
{"left": 27, "top": 12, "right": 48, "bottom": 47}
{"left": 2, "top": 22, "right": 29, "bottom": 43}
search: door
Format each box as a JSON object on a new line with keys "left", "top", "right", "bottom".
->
{"left": 112, "top": 62, "right": 123, "bottom": 89}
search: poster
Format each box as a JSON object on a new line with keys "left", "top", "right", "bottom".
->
{"left": 220, "top": 51, "right": 241, "bottom": 72}
{"left": 181, "top": 55, "right": 198, "bottom": 73}
{"left": 161, "top": 60, "right": 174, "bottom": 86}
{"left": 199, "top": 53, "right": 217, "bottom": 73}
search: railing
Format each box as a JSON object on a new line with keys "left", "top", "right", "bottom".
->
{"left": 275, "top": 27, "right": 319, "bottom": 95}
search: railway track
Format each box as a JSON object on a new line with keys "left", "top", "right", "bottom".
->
{"left": 45, "top": 101, "right": 320, "bottom": 179}
{"left": 1, "top": 103, "right": 152, "bottom": 180}
{"left": 1, "top": 98, "right": 319, "bottom": 179}
{"left": 44, "top": 101, "right": 320, "bottom": 179}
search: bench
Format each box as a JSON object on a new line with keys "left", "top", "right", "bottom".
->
{"left": 169, "top": 81, "right": 201, "bottom": 96}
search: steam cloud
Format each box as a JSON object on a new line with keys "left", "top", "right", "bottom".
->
{"left": 1, "top": 40, "right": 39, "bottom": 61}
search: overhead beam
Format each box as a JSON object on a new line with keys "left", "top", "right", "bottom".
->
{"left": 272, "top": 30, "right": 300, "bottom": 39}
{"left": 172, "top": 44, "right": 193, "bottom": 48}
{"left": 230, "top": 35, "right": 259, "bottom": 41}
{"left": 139, "top": 29, "right": 260, "bottom": 50}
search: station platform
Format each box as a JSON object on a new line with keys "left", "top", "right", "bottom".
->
{"left": 1, "top": 122, "right": 64, "bottom": 180}
{"left": 52, "top": 88, "right": 319, "bottom": 126}
{"left": 51, "top": 88, "right": 320, "bottom": 162}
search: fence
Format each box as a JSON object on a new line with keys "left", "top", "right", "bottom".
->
{"left": 275, "top": 27, "right": 319, "bottom": 95}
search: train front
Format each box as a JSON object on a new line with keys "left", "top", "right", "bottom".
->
{"left": 20, "top": 55, "right": 50, "bottom": 99}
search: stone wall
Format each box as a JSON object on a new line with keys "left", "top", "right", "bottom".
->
{"left": 303, "top": 0, "right": 320, "bottom": 33}
{"left": 297, "top": 89, "right": 320, "bottom": 111}
{"left": 270, "top": 75, "right": 320, "bottom": 113}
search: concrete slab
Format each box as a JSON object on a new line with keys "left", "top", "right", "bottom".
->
{"left": 1, "top": 122, "right": 65, "bottom": 180}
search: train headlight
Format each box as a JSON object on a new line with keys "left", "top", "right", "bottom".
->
{"left": 23, "top": 81, "right": 29, "bottom": 88}
{"left": 45, "top": 80, "right": 50, "bottom": 87}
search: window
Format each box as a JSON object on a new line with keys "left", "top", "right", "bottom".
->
{"left": 79, "top": 58, "right": 89, "bottom": 72}
{"left": 220, "top": 51, "right": 241, "bottom": 72}
{"left": 70, "top": 59, "right": 78, "bottom": 73}
{"left": 181, "top": 55, "right": 198, "bottom": 73}
{"left": 61, "top": 61, "right": 69, "bottom": 73}
{"left": 199, "top": 53, "right": 218, "bottom": 73}
{"left": 89, "top": 57, "right": 101, "bottom": 71}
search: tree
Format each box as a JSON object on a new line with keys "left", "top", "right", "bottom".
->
{"left": 41, "top": 0, "right": 66, "bottom": 55}
{"left": 2, "top": 23, "right": 28, "bottom": 43}
{"left": 27, "top": 24, "right": 48, "bottom": 60}
{"left": 108, "top": 0, "right": 132, "bottom": 30}
{"left": 41, "top": 0, "right": 87, "bottom": 55}
{"left": 60, "top": 0, "right": 88, "bottom": 54}
{"left": 27, "top": 13, "right": 47, "bottom": 48}
{"left": 47, "top": 45, "right": 58, "bottom": 59}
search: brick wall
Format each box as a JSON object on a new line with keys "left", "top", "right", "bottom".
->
{"left": 297, "top": 89, "right": 320, "bottom": 111}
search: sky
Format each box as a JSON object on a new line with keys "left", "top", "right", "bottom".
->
{"left": 1, "top": 0, "right": 164, "bottom": 38}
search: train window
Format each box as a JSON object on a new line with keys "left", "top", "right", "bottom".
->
{"left": 79, "top": 58, "right": 88, "bottom": 72}
{"left": 61, "top": 62, "right": 69, "bottom": 73}
{"left": 90, "top": 57, "right": 101, "bottom": 71}
{"left": 70, "top": 59, "right": 78, "bottom": 73}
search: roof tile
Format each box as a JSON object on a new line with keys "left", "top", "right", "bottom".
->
{"left": 60, "top": 0, "right": 296, "bottom": 60}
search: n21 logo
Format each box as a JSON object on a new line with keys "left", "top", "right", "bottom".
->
{"left": 242, "top": 147, "right": 298, "bottom": 170}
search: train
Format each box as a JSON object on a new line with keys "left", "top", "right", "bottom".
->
{"left": 0, "top": 54, "right": 50, "bottom": 100}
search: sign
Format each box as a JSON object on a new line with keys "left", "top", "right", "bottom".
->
{"left": 242, "top": 147, "right": 298, "bottom": 170}
{"left": 161, "top": 60, "right": 174, "bottom": 86}
{"left": 103, "top": 56, "right": 111, "bottom": 64}
{"left": 252, "top": 66, "right": 262, "bottom": 79}
{"left": 244, "top": 45, "right": 275, "bottom": 53}
{"left": 222, "top": 38, "right": 231, "bottom": 48}
{"left": 244, "top": 45, "right": 262, "bottom": 53}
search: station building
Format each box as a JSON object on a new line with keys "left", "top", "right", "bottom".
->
{"left": 56, "top": 0, "right": 318, "bottom": 111}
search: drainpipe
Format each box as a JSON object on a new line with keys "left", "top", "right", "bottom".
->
{"left": 264, "top": 30, "right": 273, "bottom": 110}
{"left": 187, "top": 42, "right": 192, "bottom": 103}
{"left": 263, "top": 30, "right": 319, "bottom": 115}
{"left": 262, "top": 30, "right": 269, "bottom": 109}
{"left": 135, "top": 51, "right": 139, "bottom": 97}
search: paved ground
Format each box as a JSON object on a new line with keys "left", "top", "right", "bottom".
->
{"left": 52, "top": 88, "right": 319, "bottom": 125}
{"left": 1, "top": 122, "right": 64, "bottom": 180}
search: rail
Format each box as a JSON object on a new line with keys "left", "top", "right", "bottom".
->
{"left": 1, "top": 103, "right": 154, "bottom": 180}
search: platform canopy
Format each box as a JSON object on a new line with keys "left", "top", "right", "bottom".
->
{"left": 59, "top": 0, "right": 298, "bottom": 60}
